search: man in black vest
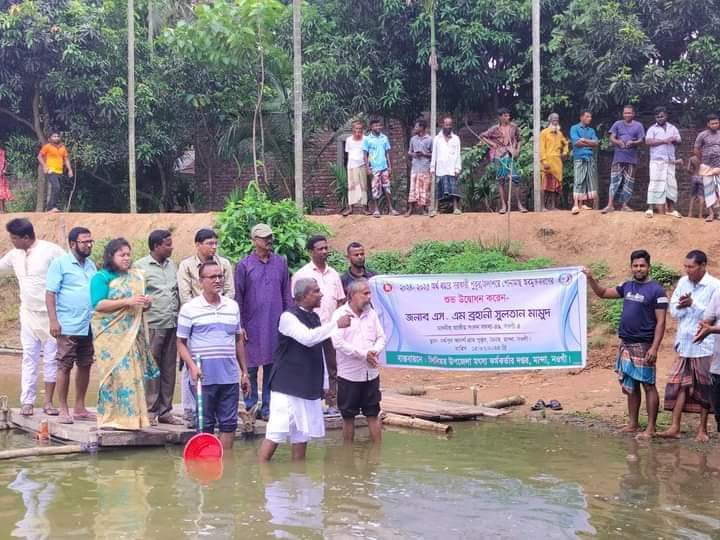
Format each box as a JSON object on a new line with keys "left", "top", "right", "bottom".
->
{"left": 259, "top": 278, "right": 351, "bottom": 462}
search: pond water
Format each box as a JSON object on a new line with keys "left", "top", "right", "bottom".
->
{"left": 0, "top": 420, "right": 719, "bottom": 539}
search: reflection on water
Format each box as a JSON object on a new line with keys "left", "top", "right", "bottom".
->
{"left": 1, "top": 422, "right": 720, "bottom": 538}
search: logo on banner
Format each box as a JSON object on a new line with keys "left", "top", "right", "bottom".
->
{"left": 382, "top": 282, "right": 393, "bottom": 293}
{"left": 559, "top": 273, "right": 572, "bottom": 285}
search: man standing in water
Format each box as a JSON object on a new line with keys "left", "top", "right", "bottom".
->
{"left": 37, "top": 132, "right": 73, "bottom": 213}
{"left": 659, "top": 250, "right": 720, "bottom": 442}
{"left": 602, "top": 105, "right": 645, "bottom": 214}
{"left": 235, "top": 224, "right": 292, "bottom": 421}
{"left": 259, "top": 278, "right": 351, "bottom": 462}
{"left": 583, "top": 250, "right": 667, "bottom": 439}
{"left": 332, "top": 278, "right": 385, "bottom": 444}
{"left": 46, "top": 227, "right": 97, "bottom": 424}
{"left": 0, "top": 218, "right": 65, "bottom": 416}
{"left": 135, "top": 229, "right": 182, "bottom": 425}
{"left": 178, "top": 228, "right": 235, "bottom": 428}
{"left": 177, "top": 261, "right": 250, "bottom": 450}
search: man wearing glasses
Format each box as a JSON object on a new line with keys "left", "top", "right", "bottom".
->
{"left": 235, "top": 224, "right": 292, "bottom": 421}
{"left": 177, "top": 261, "right": 250, "bottom": 449}
{"left": 177, "top": 228, "right": 234, "bottom": 427}
{"left": 46, "top": 227, "right": 97, "bottom": 424}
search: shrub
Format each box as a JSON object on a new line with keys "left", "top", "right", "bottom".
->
{"left": 588, "top": 260, "right": 610, "bottom": 280}
{"left": 216, "top": 182, "right": 328, "bottom": 271}
{"left": 367, "top": 250, "right": 407, "bottom": 274}
{"left": 599, "top": 299, "right": 623, "bottom": 330}
{"left": 650, "top": 262, "right": 680, "bottom": 288}
{"left": 327, "top": 249, "right": 347, "bottom": 272}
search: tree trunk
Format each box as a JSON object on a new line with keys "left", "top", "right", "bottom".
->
{"left": 156, "top": 159, "right": 169, "bottom": 212}
{"left": 381, "top": 412, "right": 453, "bottom": 434}
{"left": 128, "top": 0, "right": 137, "bottom": 213}
{"left": 32, "top": 88, "right": 47, "bottom": 212}
{"left": 428, "top": 2, "right": 438, "bottom": 216}
{"left": 292, "top": 0, "right": 303, "bottom": 211}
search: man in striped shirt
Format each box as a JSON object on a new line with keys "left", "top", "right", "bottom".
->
{"left": 177, "top": 261, "right": 250, "bottom": 449}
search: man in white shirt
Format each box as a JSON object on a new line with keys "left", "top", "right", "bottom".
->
{"left": 645, "top": 107, "right": 682, "bottom": 218}
{"left": 259, "top": 278, "right": 351, "bottom": 462}
{"left": 342, "top": 120, "right": 369, "bottom": 216}
{"left": 659, "top": 250, "right": 720, "bottom": 442}
{"left": 430, "top": 115, "right": 463, "bottom": 215}
{"left": 293, "top": 235, "right": 346, "bottom": 412}
{"left": 0, "top": 218, "right": 65, "bottom": 416}
{"left": 332, "top": 278, "right": 385, "bottom": 443}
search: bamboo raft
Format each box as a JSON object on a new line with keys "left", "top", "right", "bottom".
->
{"left": 380, "top": 392, "right": 511, "bottom": 421}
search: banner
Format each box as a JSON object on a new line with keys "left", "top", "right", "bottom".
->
{"left": 368, "top": 267, "right": 586, "bottom": 371}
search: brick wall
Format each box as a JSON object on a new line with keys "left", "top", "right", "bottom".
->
{"left": 596, "top": 127, "right": 701, "bottom": 213}
{"left": 194, "top": 118, "right": 409, "bottom": 213}
{"left": 194, "top": 116, "right": 703, "bottom": 215}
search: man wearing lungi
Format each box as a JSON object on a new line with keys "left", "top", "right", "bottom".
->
{"left": 694, "top": 114, "right": 720, "bottom": 223}
{"left": 342, "top": 120, "right": 369, "bottom": 216}
{"left": 659, "top": 250, "right": 720, "bottom": 442}
{"left": 569, "top": 110, "right": 599, "bottom": 214}
{"left": 644, "top": 107, "right": 682, "bottom": 219}
{"left": 584, "top": 250, "right": 668, "bottom": 440}
{"left": 602, "top": 105, "right": 645, "bottom": 214}
{"left": 693, "top": 288, "right": 720, "bottom": 432}
{"left": 479, "top": 108, "right": 527, "bottom": 214}
{"left": 259, "top": 278, "right": 351, "bottom": 462}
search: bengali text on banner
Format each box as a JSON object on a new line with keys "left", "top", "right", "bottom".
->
{"left": 368, "top": 267, "right": 587, "bottom": 371}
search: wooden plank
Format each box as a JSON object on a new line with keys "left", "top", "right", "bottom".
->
{"left": 380, "top": 393, "right": 510, "bottom": 420}
{"left": 10, "top": 409, "right": 98, "bottom": 445}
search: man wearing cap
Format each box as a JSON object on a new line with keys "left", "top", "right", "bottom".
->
{"left": 235, "top": 224, "right": 293, "bottom": 421}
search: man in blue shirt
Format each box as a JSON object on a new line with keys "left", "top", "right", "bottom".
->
{"left": 46, "top": 227, "right": 98, "bottom": 424}
{"left": 569, "top": 110, "right": 599, "bottom": 214}
{"left": 583, "top": 250, "right": 668, "bottom": 440}
{"left": 363, "top": 118, "right": 399, "bottom": 218}
{"left": 602, "top": 105, "right": 645, "bottom": 213}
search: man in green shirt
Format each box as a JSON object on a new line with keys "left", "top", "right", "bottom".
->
{"left": 135, "top": 230, "right": 182, "bottom": 425}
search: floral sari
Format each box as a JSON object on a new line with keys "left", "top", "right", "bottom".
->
{"left": 92, "top": 268, "right": 159, "bottom": 430}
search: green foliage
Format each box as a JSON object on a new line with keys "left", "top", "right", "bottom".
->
{"left": 326, "top": 249, "right": 347, "bottom": 273}
{"left": 328, "top": 163, "right": 348, "bottom": 209}
{"left": 215, "top": 183, "right": 328, "bottom": 272}
{"left": 598, "top": 299, "right": 623, "bottom": 331}
{"left": 364, "top": 240, "right": 553, "bottom": 275}
{"left": 650, "top": 263, "right": 681, "bottom": 289}
{"left": 588, "top": 261, "right": 610, "bottom": 281}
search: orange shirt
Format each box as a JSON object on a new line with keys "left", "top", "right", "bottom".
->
{"left": 39, "top": 144, "right": 68, "bottom": 174}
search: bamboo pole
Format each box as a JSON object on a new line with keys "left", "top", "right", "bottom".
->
{"left": 292, "top": 0, "right": 304, "bottom": 211}
{"left": 0, "top": 445, "right": 86, "bottom": 461}
{"left": 128, "top": 0, "right": 137, "bottom": 213}
{"left": 381, "top": 412, "right": 453, "bottom": 434}
{"left": 481, "top": 396, "right": 526, "bottom": 409}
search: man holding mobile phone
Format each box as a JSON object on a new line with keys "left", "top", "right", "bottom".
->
{"left": 659, "top": 250, "right": 720, "bottom": 442}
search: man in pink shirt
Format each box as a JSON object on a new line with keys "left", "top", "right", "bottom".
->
{"left": 332, "top": 278, "right": 385, "bottom": 443}
{"left": 292, "top": 235, "right": 346, "bottom": 412}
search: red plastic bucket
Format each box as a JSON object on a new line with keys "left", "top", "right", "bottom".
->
{"left": 183, "top": 432, "right": 224, "bottom": 460}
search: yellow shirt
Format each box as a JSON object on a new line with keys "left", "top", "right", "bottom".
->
{"left": 40, "top": 144, "right": 68, "bottom": 174}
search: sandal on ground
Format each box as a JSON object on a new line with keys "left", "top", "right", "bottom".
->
{"left": 499, "top": 208, "right": 507, "bottom": 215}
{"left": 530, "top": 400, "right": 546, "bottom": 411}
{"left": 453, "top": 208, "right": 462, "bottom": 215}
{"left": 581, "top": 205, "right": 593, "bottom": 210}
{"left": 571, "top": 206, "right": 580, "bottom": 215}
{"left": 600, "top": 206, "right": 612, "bottom": 214}
{"left": 622, "top": 205, "right": 634, "bottom": 212}
{"left": 705, "top": 215, "right": 714, "bottom": 223}
{"left": 372, "top": 211, "right": 381, "bottom": 218}
{"left": 21, "top": 404, "right": 34, "bottom": 416}
{"left": 645, "top": 209, "right": 653, "bottom": 218}
{"left": 42, "top": 406, "right": 59, "bottom": 416}
{"left": 390, "top": 209, "right": 400, "bottom": 216}
{"left": 669, "top": 210, "right": 682, "bottom": 219}
{"left": 520, "top": 207, "right": 529, "bottom": 213}
{"left": 547, "top": 399, "right": 563, "bottom": 411}
{"left": 149, "top": 416, "right": 159, "bottom": 427}
{"left": 73, "top": 411, "right": 96, "bottom": 421}
{"left": 57, "top": 415, "right": 74, "bottom": 424}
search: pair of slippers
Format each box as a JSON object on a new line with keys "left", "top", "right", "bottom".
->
{"left": 531, "top": 399, "right": 563, "bottom": 411}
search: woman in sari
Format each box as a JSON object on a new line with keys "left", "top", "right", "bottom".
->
{"left": 91, "top": 238, "right": 159, "bottom": 430}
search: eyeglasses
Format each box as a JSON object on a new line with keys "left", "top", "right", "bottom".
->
{"left": 76, "top": 240, "right": 94, "bottom": 245}
{"left": 201, "top": 274, "right": 224, "bottom": 281}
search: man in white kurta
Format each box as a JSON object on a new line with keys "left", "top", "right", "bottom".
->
{"left": 259, "top": 278, "right": 351, "bottom": 462}
{"left": 0, "top": 218, "right": 65, "bottom": 415}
